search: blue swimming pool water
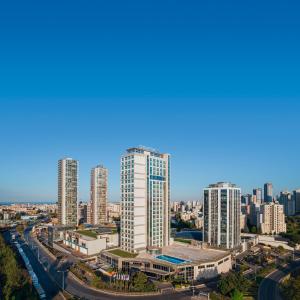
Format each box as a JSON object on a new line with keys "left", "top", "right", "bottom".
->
{"left": 156, "top": 254, "right": 187, "bottom": 264}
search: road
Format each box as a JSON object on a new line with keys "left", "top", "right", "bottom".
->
{"left": 3, "top": 230, "right": 62, "bottom": 300}
{"left": 258, "top": 259, "right": 300, "bottom": 300}
{"left": 20, "top": 227, "right": 201, "bottom": 300}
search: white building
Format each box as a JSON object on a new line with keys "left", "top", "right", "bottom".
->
{"left": 120, "top": 147, "right": 170, "bottom": 253}
{"left": 90, "top": 165, "right": 108, "bottom": 225}
{"left": 63, "top": 229, "right": 119, "bottom": 256}
{"left": 260, "top": 202, "right": 286, "bottom": 234}
{"left": 58, "top": 158, "right": 78, "bottom": 226}
{"left": 203, "top": 182, "right": 241, "bottom": 249}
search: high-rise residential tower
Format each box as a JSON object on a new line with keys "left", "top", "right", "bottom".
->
{"left": 264, "top": 183, "right": 273, "bottom": 202}
{"left": 90, "top": 165, "right": 108, "bottom": 225}
{"left": 204, "top": 182, "right": 241, "bottom": 249}
{"left": 58, "top": 158, "right": 78, "bottom": 226}
{"left": 120, "top": 147, "right": 170, "bottom": 253}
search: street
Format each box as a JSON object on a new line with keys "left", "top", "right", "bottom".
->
{"left": 258, "top": 259, "right": 300, "bottom": 300}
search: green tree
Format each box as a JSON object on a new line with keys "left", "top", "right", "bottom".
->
{"left": 231, "top": 289, "right": 243, "bottom": 300}
{"left": 132, "top": 272, "right": 155, "bottom": 292}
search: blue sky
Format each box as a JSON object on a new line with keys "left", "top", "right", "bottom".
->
{"left": 0, "top": 1, "right": 300, "bottom": 202}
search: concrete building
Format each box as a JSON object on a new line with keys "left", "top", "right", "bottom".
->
{"left": 120, "top": 147, "right": 170, "bottom": 253}
{"left": 293, "top": 189, "right": 300, "bottom": 214}
{"left": 264, "top": 183, "right": 273, "bottom": 203}
{"left": 101, "top": 243, "right": 231, "bottom": 281}
{"left": 203, "top": 182, "right": 241, "bottom": 249}
{"left": 58, "top": 158, "right": 78, "bottom": 226}
{"left": 241, "top": 194, "right": 252, "bottom": 206}
{"left": 279, "top": 191, "right": 295, "bottom": 216}
{"left": 260, "top": 203, "right": 286, "bottom": 234}
{"left": 90, "top": 165, "right": 108, "bottom": 225}
{"left": 63, "top": 229, "right": 119, "bottom": 256}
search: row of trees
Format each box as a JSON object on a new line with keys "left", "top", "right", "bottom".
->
{"left": 0, "top": 234, "right": 38, "bottom": 300}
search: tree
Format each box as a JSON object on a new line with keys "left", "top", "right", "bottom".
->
{"left": 132, "top": 272, "right": 155, "bottom": 292}
{"left": 251, "top": 226, "right": 257, "bottom": 234}
{"left": 218, "top": 272, "right": 250, "bottom": 296}
{"left": 231, "top": 289, "right": 243, "bottom": 300}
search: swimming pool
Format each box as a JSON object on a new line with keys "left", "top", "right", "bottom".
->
{"left": 156, "top": 254, "right": 187, "bottom": 264}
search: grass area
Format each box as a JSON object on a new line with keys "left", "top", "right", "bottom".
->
{"left": 109, "top": 248, "right": 138, "bottom": 258}
{"left": 174, "top": 238, "right": 192, "bottom": 244}
{"left": 77, "top": 230, "right": 98, "bottom": 239}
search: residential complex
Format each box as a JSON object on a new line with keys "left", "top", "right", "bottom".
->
{"left": 58, "top": 158, "right": 78, "bottom": 226}
{"left": 259, "top": 202, "right": 286, "bottom": 234}
{"left": 90, "top": 165, "right": 108, "bottom": 225}
{"left": 120, "top": 147, "right": 170, "bottom": 253}
{"left": 203, "top": 182, "right": 241, "bottom": 249}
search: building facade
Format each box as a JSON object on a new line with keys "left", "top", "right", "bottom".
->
{"left": 120, "top": 147, "right": 170, "bottom": 253}
{"left": 260, "top": 203, "right": 286, "bottom": 234}
{"left": 58, "top": 158, "right": 78, "bottom": 226}
{"left": 279, "top": 191, "right": 295, "bottom": 216}
{"left": 293, "top": 189, "right": 300, "bottom": 214}
{"left": 90, "top": 165, "right": 108, "bottom": 225}
{"left": 204, "top": 182, "right": 241, "bottom": 249}
{"left": 264, "top": 183, "right": 273, "bottom": 203}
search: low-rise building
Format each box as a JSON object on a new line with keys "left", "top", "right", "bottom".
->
{"left": 100, "top": 243, "right": 231, "bottom": 281}
{"left": 63, "top": 229, "right": 119, "bottom": 256}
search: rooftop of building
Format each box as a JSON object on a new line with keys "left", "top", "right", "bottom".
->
{"left": 137, "top": 243, "right": 230, "bottom": 265}
{"left": 126, "top": 146, "right": 169, "bottom": 157}
{"left": 206, "top": 182, "right": 238, "bottom": 189}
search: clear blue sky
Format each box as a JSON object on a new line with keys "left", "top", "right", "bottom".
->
{"left": 0, "top": 1, "right": 300, "bottom": 202}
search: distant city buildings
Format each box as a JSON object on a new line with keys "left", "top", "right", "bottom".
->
{"left": 58, "top": 158, "right": 78, "bottom": 226}
{"left": 203, "top": 182, "right": 241, "bottom": 249}
{"left": 264, "top": 182, "right": 273, "bottom": 203}
{"left": 253, "top": 188, "right": 262, "bottom": 204}
{"left": 90, "top": 165, "right": 108, "bottom": 225}
{"left": 120, "top": 147, "right": 170, "bottom": 253}
{"left": 279, "top": 191, "right": 294, "bottom": 216}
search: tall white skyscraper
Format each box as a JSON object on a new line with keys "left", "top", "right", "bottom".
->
{"left": 120, "top": 147, "right": 170, "bottom": 253}
{"left": 90, "top": 165, "right": 108, "bottom": 225}
{"left": 203, "top": 182, "right": 241, "bottom": 249}
{"left": 58, "top": 158, "right": 78, "bottom": 226}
